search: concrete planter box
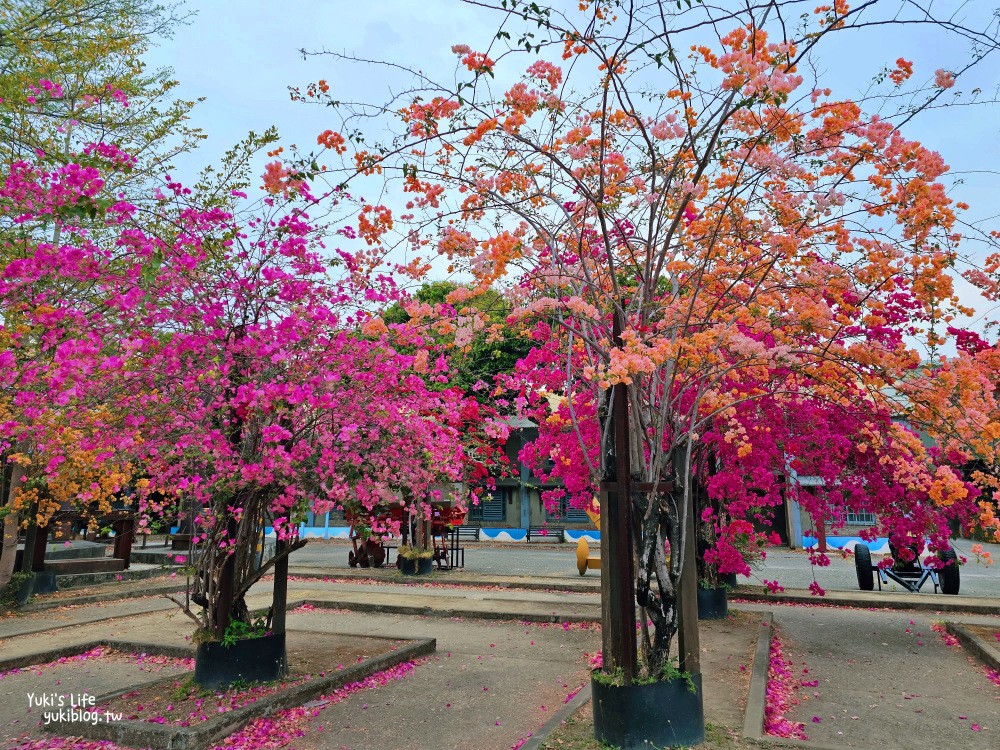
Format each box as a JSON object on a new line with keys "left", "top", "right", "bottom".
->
{"left": 41, "top": 635, "right": 435, "bottom": 750}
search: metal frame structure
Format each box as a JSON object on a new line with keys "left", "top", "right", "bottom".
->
{"left": 854, "top": 542, "right": 960, "bottom": 595}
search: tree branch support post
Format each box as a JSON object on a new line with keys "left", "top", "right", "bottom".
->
{"left": 272, "top": 517, "right": 289, "bottom": 636}
{"left": 112, "top": 517, "right": 135, "bottom": 569}
{"left": 30, "top": 526, "right": 49, "bottom": 574}
{"left": 600, "top": 309, "right": 638, "bottom": 684}
{"left": 21, "top": 498, "right": 42, "bottom": 573}
{"left": 676, "top": 446, "right": 701, "bottom": 676}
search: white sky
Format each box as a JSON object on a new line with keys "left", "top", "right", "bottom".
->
{"left": 144, "top": 1, "right": 1000, "bottom": 326}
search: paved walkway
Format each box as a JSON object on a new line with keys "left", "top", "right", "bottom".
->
{"left": 770, "top": 605, "right": 1000, "bottom": 748}
{"left": 1, "top": 575, "right": 998, "bottom": 749}
{"left": 285, "top": 609, "right": 596, "bottom": 750}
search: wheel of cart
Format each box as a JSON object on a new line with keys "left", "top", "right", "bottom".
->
{"left": 854, "top": 543, "right": 875, "bottom": 590}
{"left": 347, "top": 527, "right": 386, "bottom": 568}
{"left": 345, "top": 506, "right": 395, "bottom": 568}
{"left": 937, "top": 548, "right": 961, "bottom": 595}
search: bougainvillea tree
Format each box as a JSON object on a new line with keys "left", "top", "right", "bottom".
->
{"left": 110, "top": 147, "right": 475, "bottom": 639}
{"left": 288, "top": 0, "right": 1000, "bottom": 700}
{"left": 902, "top": 325, "right": 1000, "bottom": 543}
{"left": 0, "top": 116, "right": 149, "bottom": 590}
{"left": 0, "top": 112, "right": 475, "bottom": 645}
{"left": 507, "top": 333, "right": 985, "bottom": 585}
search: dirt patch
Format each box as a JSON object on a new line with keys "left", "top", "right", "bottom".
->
{"left": 964, "top": 624, "right": 1000, "bottom": 647}
{"left": 700, "top": 610, "right": 761, "bottom": 727}
{"left": 97, "top": 632, "right": 403, "bottom": 727}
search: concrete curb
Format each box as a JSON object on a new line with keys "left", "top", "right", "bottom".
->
{"left": 17, "top": 581, "right": 186, "bottom": 613}
{"left": 51, "top": 565, "right": 173, "bottom": 589}
{"left": 288, "top": 567, "right": 601, "bottom": 594}
{"left": 946, "top": 621, "right": 1000, "bottom": 671}
{"left": 732, "top": 587, "right": 1000, "bottom": 615}
{"left": 300, "top": 597, "right": 600, "bottom": 624}
{"left": 740, "top": 615, "right": 848, "bottom": 750}
{"left": 756, "top": 736, "right": 855, "bottom": 750}
{"left": 518, "top": 683, "right": 592, "bottom": 750}
{"left": 742, "top": 612, "right": 773, "bottom": 740}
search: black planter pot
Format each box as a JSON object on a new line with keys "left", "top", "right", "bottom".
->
{"left": 697, "top": 586, "right": 728, "bottom": 620}
{"left": 722, "top": 572, "right": 739, "bottom": 587}
{"left": 400, "top": 557, "right": 434, "bottom": 575}
{"left": 15, "top": 575, "right": 34, "bottom": 606}
{"left": 30, "top": 571, "right": 57, "bottom": 595}
{"left": 592, "top": 672, "right": 704, "bottom": 749}
{"left": 194, "top": 632, "right": 287, "bottom": 690}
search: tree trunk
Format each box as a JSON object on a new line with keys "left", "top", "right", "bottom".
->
{"left": 0, "top": 460, "right": 26, "bottom": 590}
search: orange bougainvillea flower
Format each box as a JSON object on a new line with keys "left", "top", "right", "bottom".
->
{"left": 317, "top": 129, "right": 347, "bottom": 153}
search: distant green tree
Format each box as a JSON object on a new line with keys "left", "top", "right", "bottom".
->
{"left": 383, "top": 281, "right": 533, "bottom": 399}
{"left": 0, "top": 0, "right": 203, "bottom": 236}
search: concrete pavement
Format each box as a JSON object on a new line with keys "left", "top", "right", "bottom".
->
{"left": 287, "top": 538, "right": 1000, "bottom": 598}
{"left": 767, "top": 605, "right": 1000, "bottom": 748}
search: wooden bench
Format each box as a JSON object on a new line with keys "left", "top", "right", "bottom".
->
{"left": 527, "top": 525, "right": 564, "bottom": 542}
{"left": 455, "top": 525, "right": 480, "bottom": 542}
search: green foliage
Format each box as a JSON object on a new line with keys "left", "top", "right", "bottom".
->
{"left": 0, "top": 0, "right": 203, "bottom": 242}
{"left": 382, "top": 281, "right": 534, "bottom": 399}
{"left": 0, "top": 571, "right": 34, "bottom": 608}
{"left": 397, "top": 544, "right": 434, "bottom": 560}
{"left": 170, "top": 676, "right": 212, "bottom": 701}
{"left": 592, "top": 659, "right": 696, "bottom": 693}
{"left": 220, "top": 615, "right": 268, "bottom": 648}
{"left": 660, "top": 660, "right": 698, "bottom": 694}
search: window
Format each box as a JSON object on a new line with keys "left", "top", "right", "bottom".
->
{"left": 469, "top": 489, "right": 506, "bottom": 523}
{"left": 547, "top": 498, "right": 590, "bottom": 523}
{"left": 845, "top": 509, "right": 876, "bottom": 526}
{"left": 306, "top": 510, "right": 346, "bottom": 526}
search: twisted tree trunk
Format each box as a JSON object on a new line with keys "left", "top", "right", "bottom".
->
{"left": 0, "top": 457, "right": 26, "bottom": 591}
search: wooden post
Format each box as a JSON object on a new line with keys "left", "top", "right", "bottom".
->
{"left": 817, "top": 522, "right": 827, "bottom": 553}
{"left": 272, "top": 527, "right": 288, "bottom": 636}
{"left": 30, "top": 522, "right": 49, "bottom": 573}
{"left": 21, "top": 499, "right": 41, "bottom": 573}
{"left": 112, "top": 518, "right": 135, "bottom": 569}
{"left": 676, "top": 446, "right": 701, "bottom": 676}
{"left": 600, "top": 309, "right": 638, "bottom": 685}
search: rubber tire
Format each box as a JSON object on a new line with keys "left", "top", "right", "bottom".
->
{"left": 854, "top": 543, "right": 875, "bottom": 591}
{"left": 938, "top": 549, "right": 961, "bottom": 595}
{"left": 365, "top": 541, "right": 386, "bottom": 568}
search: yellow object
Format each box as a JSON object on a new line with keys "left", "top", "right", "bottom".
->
{"left": 573, "top": 497, "right": 602, "bottom": 575}
{"left": 576, "top": 537, "right": 601, "bottom": 576}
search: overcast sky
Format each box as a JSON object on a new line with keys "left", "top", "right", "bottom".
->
{"left": 144, "top": 1, "right": 1000, "bottom": 326}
